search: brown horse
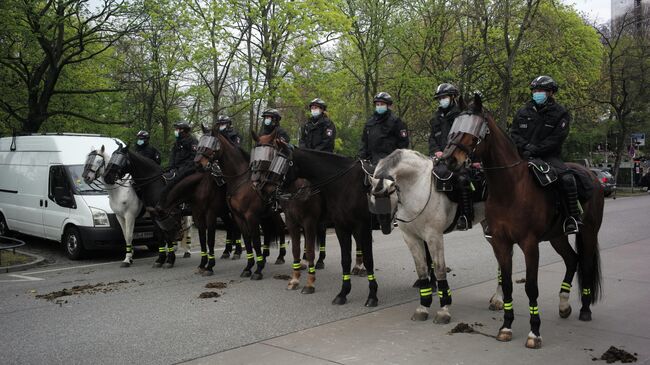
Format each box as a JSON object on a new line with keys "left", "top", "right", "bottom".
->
{"left": 444, "top": 94, "right": 603, "bottom": 349}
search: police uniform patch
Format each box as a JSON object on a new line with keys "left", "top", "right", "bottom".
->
{"left": 192, "top": 144, "right": 197, "bottom": 151}
{"left": 400, "top": 129, "right": 408, "bottom": 138}
{"left": 520, "top": 124, "right": 528, "bottom": 128}
{"left": 326, "top": 129, "right": 333, "bottom": 137}
{"left": 236, "top": 137, "right": 241, "bottom": 144}
{"left": 561, "top": 121, "right": 566, "bottom": 128}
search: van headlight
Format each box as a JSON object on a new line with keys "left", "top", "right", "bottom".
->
{"left": 90, "top": 207, "right": 110, "bottom": 227}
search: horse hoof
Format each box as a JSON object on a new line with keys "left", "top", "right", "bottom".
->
{"left": 120, "top": 262, "right": 131, "bottom": 268}
{"left": 301, "top": 286, "right": 315, "bottom": 294}
{"left": 332, "top": 296, "right": 347, "bottom": 305}
{"left": 250, "top": 273, "right": 263, "bottom": 281}
{"left": 559, "top": 305, "right": 572, "bottom": 319}
{"left": 183, "top": 252, "right": 191, "bottom": 258}
{"left": 240, "top": 270, "right": 252, "bottom": 278}
{"left": 496, "top": 329, "right": 513, "bottom": 342}
{"left": 287, "top": 282, "right": 299, "bottom": 290}
{"left": 525, "top": 335, "right": 543, "bottom": 349}
{"left": 434, "top": 311, "right": 451, "bottom": 324}
{"left": 202, "top": 270, "right": 214, "bottom": 277}
{"left": 358, "top": 268, "right": 367, "bottom": 277}
{"left": 411, "top": 311, "right": 428, "bottom": 321}
{"left": 220, "top": 253, "right": 230, "bottom": 259}
{"left": 152, "top": 262, "right": 163, "bottom": 268}
{"left": 163, "top": 262, "right": 174, "bottom": 268}
{"left": 364, "top": 297, "right": 378, "bottom": 307}
{"left": 579, "top": 311, "right": 592, "bottom": 321}
{"left": 275, "top": 258, "right": 285, "bottom": 265}
{"left": 315, "top": 261, "right": 324, "bottom": 270}
{"left": 351, "top": 267, "right": 360, "bottom": 275}
{"left": 300, "top": 263, "right": 307, "bottom": 271}
{"left": 232, "top": 254, "right": 241, "bottom": 260}
{"left": 195, "top": 267, "right": 206, "bottom": 275}
{"left": 489, "top": 298, "right": 504, "bottom": 311}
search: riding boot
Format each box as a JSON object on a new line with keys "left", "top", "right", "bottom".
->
{"left": 561, "top": 174, "right": 581, "bottom": 235}
{"left": 456, "top": 176, "right": 473, "bottom": 231}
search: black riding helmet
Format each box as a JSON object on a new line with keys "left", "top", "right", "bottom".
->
{"left": 136, "top": 130, "right": 150, "bottom": 140}
{"left": 373, "top": 92, "right": 393, "bottom": 105}
{"left": 262, "top": 108, "right": 282, "bottom": 122}
{"left": 434, "top": 83, "right": 460, "bottom": 98}
{"left": 216, "top": 115, "right": 232, "bottom": 125}
{"left": 173, "top": 121, "right": 191, "bottom": 131}
{"left": 309, "top": 98, "right": 327, "bottom": 110}
{"left": 530, "top": 75, "right": 559, "bottom": 93}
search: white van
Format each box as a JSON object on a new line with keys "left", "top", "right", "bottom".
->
{"left": 0, "top": 134, "right": 157, "bottom": 259}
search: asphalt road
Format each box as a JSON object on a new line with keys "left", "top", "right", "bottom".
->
{"left": 0, "top": 194, "right": 648, "bottom": 365}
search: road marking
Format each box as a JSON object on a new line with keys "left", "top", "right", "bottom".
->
{"left": 0, "top": 273, "right": 45, "bottom": 282}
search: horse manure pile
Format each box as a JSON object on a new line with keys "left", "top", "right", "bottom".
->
{"left": 35, "top": 280, "right": 135, "bottom": 301}
{"left": 205, "top": 282, "right": 227, "bottom": 289}
{"left": 198, "top": 292, "right": 221, "bottom": 299}
{"left": 273, "top": 274, "right": 291, "bottom": 280}
{"left": 515, "top": 278, "right": 526, "bottom": 284}
{"left": 595, "top": 346, "right": 637, "bottom": 363}
{"left": 449, "top": 323, "right": 474, "bottom": 334}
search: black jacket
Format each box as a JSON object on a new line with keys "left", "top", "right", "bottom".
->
{"left": 428, "top": 103, "right": 462, "bottom": 155}
{"left": 135, "top": 143, "right": 161, "bottom": 165}
{"left": 169, "top": 134, "right": 198, "bottom": 171}
{"left": 220, "top": 127, "right": 242, "bottom": 147}
{"left": 299, "top": 115, "right": 336, "bottom": 152}
{"left": 510, "top": 99, "right": 570, "bottom": 160}
{"left": 359, "top": 110, "right": 409, "bottom": 164}
{"left": 260, "top": 124, "right": 291, "bottom": 144}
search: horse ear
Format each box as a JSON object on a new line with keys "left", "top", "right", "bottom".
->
{"left": 251, "top": 130, "right": 259, "bottom": 143}
{"left": 202, "top": 123, "right": 211, "bottom": 135}
{"left": 473, "top": 92, "right": 483, "bottom": 113}
{"left": 458, "top": 95, "right": 466, "bottom": 110}
{"left": 100, "top": 145, "right": 105, "bottom": 153}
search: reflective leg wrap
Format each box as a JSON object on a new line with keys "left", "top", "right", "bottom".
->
{"left": 503, "top": 301, "right": 514, "bottom": 329}
{"left": 529, "top": 304, "right": 541, "bottom": 336}
{"left": 318, "top": 244, "right": 326, "bottom": 261}
{"left": 437, "top": 280, "right": 452, "bottom": 307}
{"left": 581, "top": 288, "right": 592, "bottom": 310}
{"left": 356, "top": 250, "right": 363, "bottom": 258}
{"left": 224, "top": 239, "right": 232, "bottom": 253}
{"left": 292, "top": 260, "right": 301, "bottom": 271}
{"left": 235, "top": 239, "right": 243, "bottom": 253}
{"left": 199, "top": 251, "right": 208, "bottom": 268}
{"left": 125, "top": 244, "right": 133, "bottom": 254}
{"left": 308, "top": 266, "right": 316, "bottom": 274}
{"left": 560, "top": 281, "right": 571, "bottom": 294}
{"left": 419, "top": 278, "right": 433, "bottom": 308}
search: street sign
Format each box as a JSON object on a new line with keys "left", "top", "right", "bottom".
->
{"left": 631, "top": 133, "right": 645, "bottom": 146}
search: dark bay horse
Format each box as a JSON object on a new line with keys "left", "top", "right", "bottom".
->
{"left": 252, "top": 131, "right": 378, "bottom": 307}
{"left": 195, "top": 132, "right": 286, "bottom": 280}
{"left": 151, "top": 169, "right": 240, "bottom": 276}
{"left": 444, "top": 94, "right": 603, "bottom": 348}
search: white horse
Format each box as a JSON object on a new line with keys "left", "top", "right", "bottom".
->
{"left": 83, "top": 145, "right": 191, "bottom": 267}
{"left": 370, "top": 149, "right": 501, "bottom": 323}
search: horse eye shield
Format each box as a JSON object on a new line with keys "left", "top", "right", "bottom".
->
{"left": 448, "top": 114, "right": 487, "bottom": 140}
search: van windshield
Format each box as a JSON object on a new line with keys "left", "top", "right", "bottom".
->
{"left": 65, "top": 165, "right": 107, "bottom": 195}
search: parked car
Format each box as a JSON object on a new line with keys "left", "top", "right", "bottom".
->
{"left": 0, "top": 134, "right": 157, "bottom": 259}
{"left": 590, "top": 168, "right": 616, "bottom": 197}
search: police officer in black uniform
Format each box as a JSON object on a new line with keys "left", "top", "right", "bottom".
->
{"left": 510, "top": 75, "right": 581, "bottom": 235}
{"left": 160, "top": 121, "right": 198, "bottom": 204}
{"left": 134, "top": 130, "right": 161, "bottom": 165}
{"left": 359, "top": 92, "right": 409, "bottom": 165}
{"left": 299, "top": 98, "right": 336, "bottom": 268}
{"left": 260, "top": 108, "right": 290, "bottom": 143}
{"left": 299, "top": 98, "right": 336, "bottom": 151}
{"left": 215, "top": 115, "right": 242, "bottom": 146}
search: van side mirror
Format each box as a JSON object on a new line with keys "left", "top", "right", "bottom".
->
{"left": 54, "top": 186, "right": 74, "bottom": 207}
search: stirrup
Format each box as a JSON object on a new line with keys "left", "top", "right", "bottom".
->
{"left": 563, "top": 217, "right": 579, "bottom": 235}
{"left": 456, "top": 215, "right": 469, "bottom": 231}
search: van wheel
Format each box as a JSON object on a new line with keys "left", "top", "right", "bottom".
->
{"left": 63, "top": 226, "right": 85, "bottom": 260}
{"left": 0, "top": 213, "right": 9, "bottom": 236}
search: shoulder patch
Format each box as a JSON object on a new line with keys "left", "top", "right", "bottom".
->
{"left": 235, "top": 137, "right": 241, "bottom": 144}
{"left": 192, "top": 144, "right": 197, "bottom": 151}
{"left": 561, "top": 121, "right": 567, "bottom": 129}
{"left": 326, "top": 128, "right": 333, "bottom": 137}
{"left": 400, "top": 129, "right": 408, "bottom": 138}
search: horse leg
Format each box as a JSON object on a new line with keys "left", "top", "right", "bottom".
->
{"left": 153, "top": 228, "right": 167, "bottom": 268}
{"left": 355, "top": 226, "right": 377, "bottom": 307}
{"left": 203, "top": 222, "right": 217, "bottom": 276}
{"left": 116, "top": 214, "right": 133, "bottom": 267}
{"left": 521, "top": 239, "right": 542, "bottom": 349}
{"left": 332, "top": 227, "right": 352, "bottom": 305}
{"left": 274, "top": 214, "right": 286, "bottom": 265}
{"left": 402, "top": 232, "right": 430, "bottom": 321}
{"left": 196, "top": 225, "right": 208, "bottom": 274}
{"left": 287, "top": 224, "right": 302, "bottom": 290}
{"left": 351, "top": 241, "right": 366, "bottom": 276}
{"left": 164, "top": 239, "right": 176, "bottom": 268}
{"left": 315, "top": 224, "right": 326, "bottom": 269}
{"left": 489, "top": 267, "right": 505, "bottom": 311}
{"left": 301, "top": 223, "right": 317, "bottom": 294}
{"left": 549, "top": 236, "right": 578, "bottom": 318}
{"left": 411, "top": 241, "right": 430, "bottom": 288}
{"left": 426, "top": 234, "right": 452, "bottom": 324}
{"left": 251, "top": 226, "right": 266, "bottom": 280}
{"left": 240, "top": 233, "right": 254, "bottom": 277}
{"left": 576, "top": 228, "right": 602, "bottom": 322}
{"left": 182, "top": 216, "right": 192, "bottom": 258}
{"left": 492, "top": 239, "right": 514, "bottom": 343}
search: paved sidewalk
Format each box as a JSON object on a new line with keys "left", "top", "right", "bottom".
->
{"left": 182, "top": 238, "right": 650, "bottom": 365}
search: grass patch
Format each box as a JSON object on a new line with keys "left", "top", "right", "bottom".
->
{"left": 0, "top": 250, "right": 33, "bottom": 267}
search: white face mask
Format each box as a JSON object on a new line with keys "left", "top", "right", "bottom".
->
{"left": 174, "top": 130, "right": 180, "bottom": 138}
{"left": 136, "top": 139, "right": 145, "bottom": 146}
{"left": 264, "top": 118, "right": 273, "bottom": 126}
{"left": 439, "top": 97, "right": 451, "bottom": 109}
{"left": 219, "top": 125, "right": 227, "bottom": 131}
{"left": 311, "top": 109, "right": 321, "bottom": 117}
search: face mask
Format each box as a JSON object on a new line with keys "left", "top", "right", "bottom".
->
{"left": 219, "top": 125, "right": 227, "bottom": 131}
{"left": 532, "top": 91, "right": 548, "bottom": 105}
{"left": 311, "top": 109, "right": 321, "bottom": 118}
{"left": 264, "top": 118, "right": 273, "bottom": 126}
{"left": 136, "top": 139, "right": 145, "bottom": 146}
{"left": 375, "top": 105, "right": 388, "bottom": 114}
{"left": 174, "top": 130, "right": 180, "bottom": 138}
{"left": 439, "top": 97, "right": 451, "bottom": 109}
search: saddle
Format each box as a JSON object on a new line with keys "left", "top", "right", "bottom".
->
{"left": 528, "top": 159, "right": 557, "bottom": 187}
{"left": 433, "top": 161, "right": 487, "bottom": 203}
{"left": 528, "top": 159, "right": 594, "bottom": 203}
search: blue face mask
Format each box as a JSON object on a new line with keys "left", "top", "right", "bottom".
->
{"left": 439, "top": 97, "right": 451, "bottom": 109}
{"left": 311, "top": 110, "right": 321, "bottom": 118}
{"left": 375, "top": 105, "right": 388, "bottom": 114}
{"left": 174, "top": 130, "right": 180, "bottom": 138}
{"left": 264, "top": 118, "right": 273, "bottom": 126}
{"left": 136, "top": 139, "right": 145, "bottom": 146}
{"left": 532, "top": 92, "right": 548, "bottom": 105}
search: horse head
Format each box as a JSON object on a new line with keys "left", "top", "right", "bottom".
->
{"left": 369, "top": 174, "right": 399, "bottom": 234}
{"left": 103, "top": 144, "right": 130, "bottom": 185}
{"left": 251, "top": 129, "right": 293, "bottom": 197}
{"left": 82, "top": 145, "right": 109, "bottom": 184}
{"left": 443, "top": 93, "right": 490, "bottom": 171}
{"left": 194, "top": 133, "right": 221, "bottom": 169}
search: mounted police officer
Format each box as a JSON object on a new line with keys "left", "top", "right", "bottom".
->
{"left": 359, "top": 92, "right": 409, "bottom": 165}
{"left": 428, "top": 83, "right": 473, "bottom": 230}
{"left": 216, "top": 115, "right": 242, "bottom": 147}
{"left": 299, "top": 98, "right": 336, "bottom": 152}
{"left": 134, "top": 130, "right": 161, "bottom": 165}
{"left": 260, "top": 108, "right": 290, "bottom": 143}
{"left": 510, "top": 75, "right": 581, "bottom": 235}
{"left": 160, "top": 121, "right": 198, "bottom": 204}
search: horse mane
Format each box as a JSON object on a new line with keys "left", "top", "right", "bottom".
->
{"left": 374, "top": 149, "right": 429, "bottom": 179}
{"left": 164, "top": 172, "right": 205, "bottom": 209}
{"left": 127, "top": 147, "right": 162, "bottom": 173}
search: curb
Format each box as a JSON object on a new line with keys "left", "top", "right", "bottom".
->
{"left": 0, "top": 249, "right": 46, "bottom": 273}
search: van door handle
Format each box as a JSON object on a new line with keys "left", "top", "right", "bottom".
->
{"left": 45, "top": 200, "right": 48, "bottom": 208}
{"left": 40, "top": 199, "right": 43, "bottom": 207}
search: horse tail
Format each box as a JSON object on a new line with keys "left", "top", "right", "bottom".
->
{"left": 260, "top": 211, "right": 285, "bottom": 248}
{"left": 576, "top": 230, "right": 602, "bottom": 304}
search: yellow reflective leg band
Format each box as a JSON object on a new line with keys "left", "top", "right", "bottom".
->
{"left": 420, "top": 288, "right": 433, "bottom": 297}
{"left": 367, "top": 274, "right": 375, "bottom": 281}
{"left": 236, "top": 239, "right": 242, "bottom": 244}
{"left": 561, "top": 282, "right": 571, "bottom": 291}
{"left": 159, "top": 247, "right": 165, "bottom": 252}
{"left": 256, "top": 256, "right": 264, "bottom": 262}
{"left": 246, "top": 253, "right": 254, "bottom": 260}
{"left": 292, "top": 263, "right": 301, "bottom": 270}
{"left": 529, "top": 306, "right": 539, "bottom": 315}
{"left": 431, "top": 263, "right": 435, "bottom": 270}
{"left": 308, "top": 267, "right": 316, "bottom": 274}
{"left": 342, "top": 274, "right": 351, "bottom": 281}
{"left": 356, "top": 250, "right": 362, "bottom": 256}
{"left": 320, "top": 246, "right": 326, "bottom": 252}
{"left": 200, "top": 251, "right": 207, "bottom": 257}
{"left": 503, "top": 301, "right": 513, "bottom": 310}
{"left": 225, "top": 239, "right": 232, "bottom": 244}
{"left": 126, "top": 245, "right": 132, "bottom": 253}
{"left": 437, "top": 289, "right": 451, "bottom": 298}
{"left": 167, "top": 247, "right": 174, "bottom": 252}
{"left": 208, "top": 255, "right": 215, "bottom": 260}
{"left": 582, "top": 288, "right": 591, "bottom": 295}
{"left": 280, "top": 243, "right": 287, "bottom": 249}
